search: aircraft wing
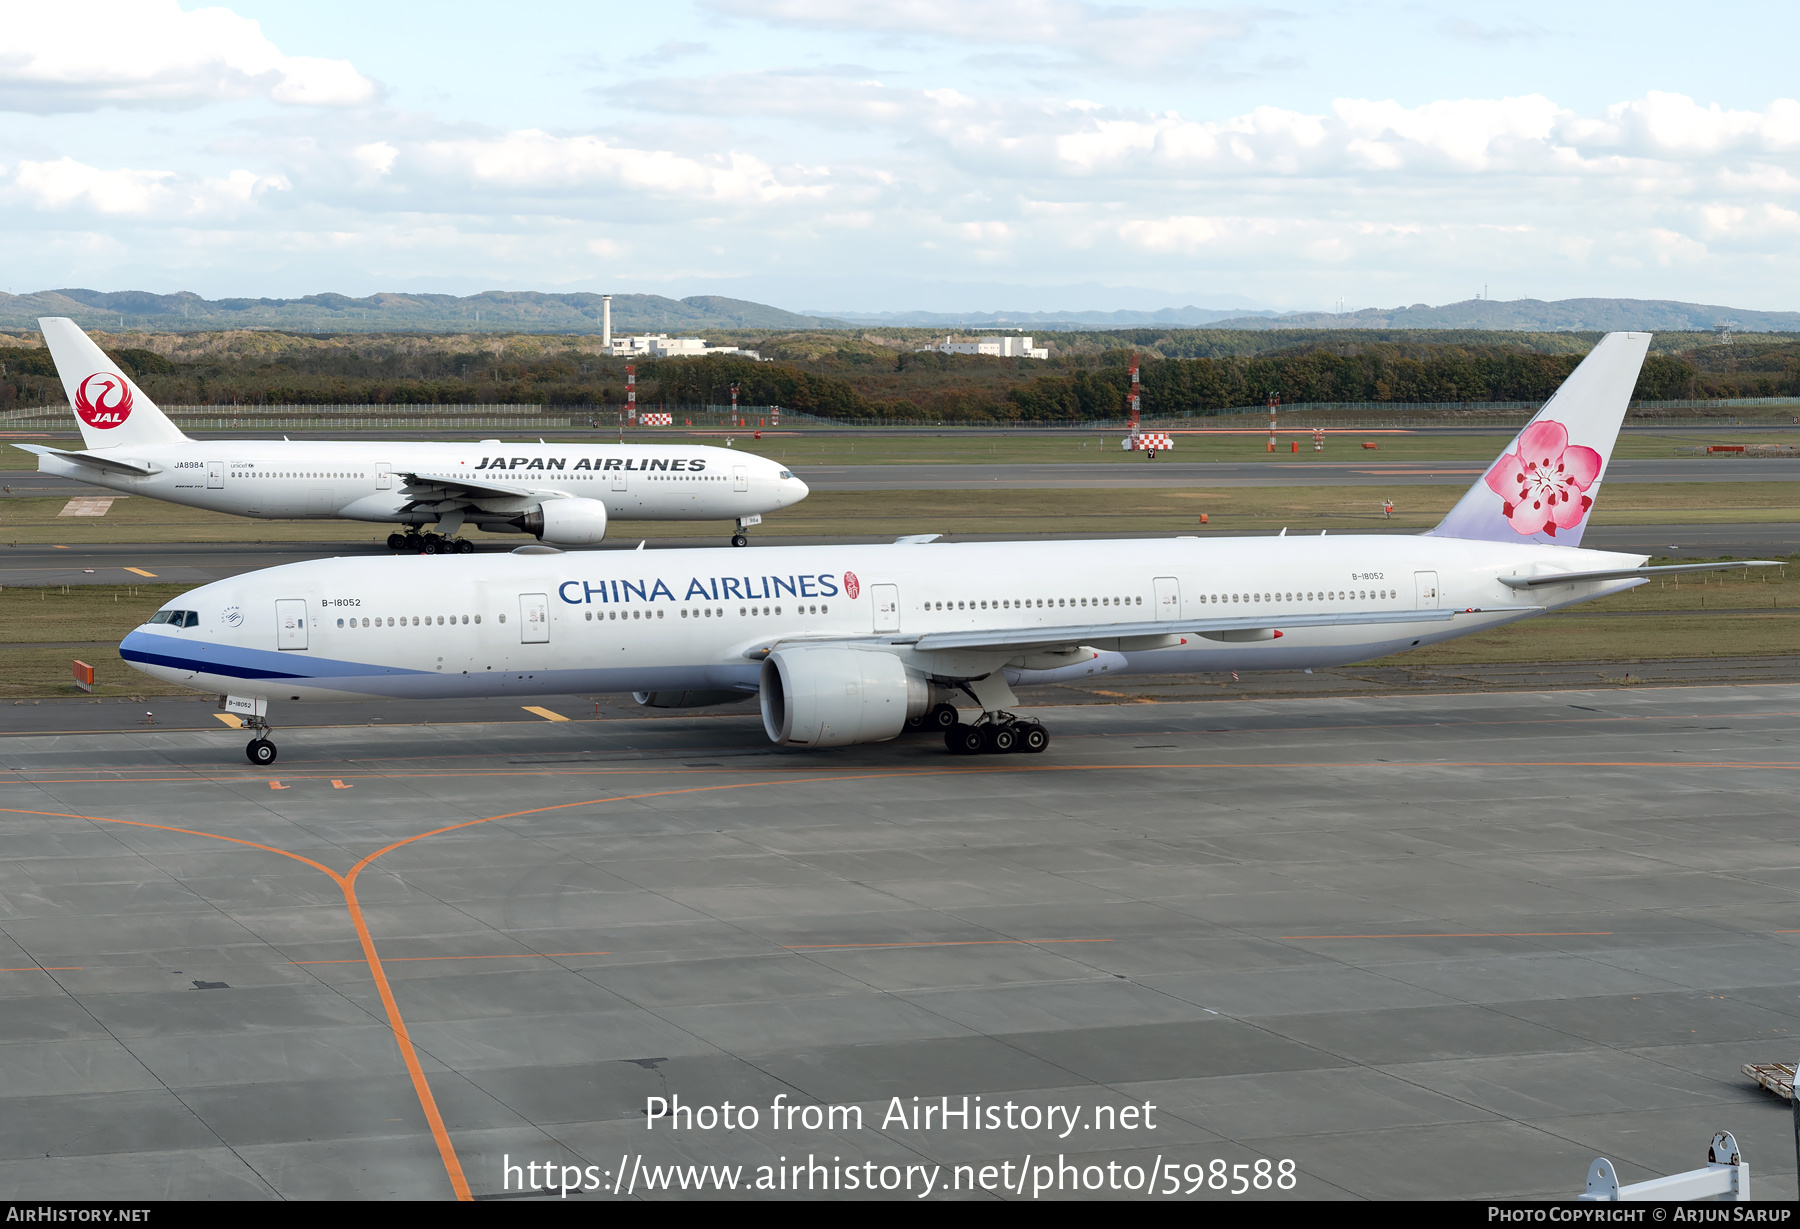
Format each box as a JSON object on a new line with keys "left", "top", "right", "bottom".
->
{"left": 12, "top": 444, "right": 156, "bottom": 476}
{"left": 396, "top": 470, "right": 539, "bottom": 499}
{"left": 909, "top": 607, "right": 1524, "bottom": 655}
{"left": 742, "top": 606, "right": 1529, "bottom": 661}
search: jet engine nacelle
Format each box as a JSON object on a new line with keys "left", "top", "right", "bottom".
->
{"left": 759, "top": 646, "right": 929, "bottom": 747}
{"left": 516, "top": 497, "right": 608, "bottom": 545}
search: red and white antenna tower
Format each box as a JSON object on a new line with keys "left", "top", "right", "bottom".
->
{"left": 1126, "top": 354, "right": 1141, "bottom": 448}
{"left": 1266, "top": 389, "right": 1280, "bottom": 452}
{"left": 627, "top": 364, "right": 637, "bottom": 426}
{"left": 730, "top": 382, "right": 739, "bottom": 424}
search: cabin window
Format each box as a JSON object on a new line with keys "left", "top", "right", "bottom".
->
{"left": 336, "top": 618, "right": 343, "bottom": 627}
{"left": 499, "top": 613, "right": 506, "bottom": 623}
{"left": 474, "top": 615, "right": 481, "bottom": 624}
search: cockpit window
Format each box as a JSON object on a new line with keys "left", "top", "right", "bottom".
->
{"left": 150, "top": 610, "right": 199, "bottom": 627}
{"left": 779, "top": 470, "right": 793, "bottom": 479}
{"left": 148, "top": 610, "right": 173, "bottom": 624}
{"left": 183, "top": 611, "right": 199, "bottom": 627}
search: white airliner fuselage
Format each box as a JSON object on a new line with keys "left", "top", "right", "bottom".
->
{"left": 27, "top": 316, "right": 807, "bottom": 548}
{"left": 27, "top": 439, "right": 808, "bottom": 542}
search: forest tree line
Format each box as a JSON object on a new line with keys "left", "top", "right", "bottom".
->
{"left": 0, "top": 336, "right": 1795, "bottom": 422}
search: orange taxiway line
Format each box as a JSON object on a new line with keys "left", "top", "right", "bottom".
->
{"left": 1282, "top": 932, "right": 1615, "bottom": 940}
{"left": 291, "top": 952, "right": 611, "bottom": 966}
{"left": 782, "top": 939, "right": 1112, "bottom": 950}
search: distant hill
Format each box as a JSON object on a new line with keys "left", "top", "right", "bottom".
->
{"left": 0, "top": 289, "right": 847, "bottom": 334}
{"left": 1209, "top": 297, "right": 1800, "bottom": 333}
{"left": 823, "top": 306, "right": 1279, "bottom": 329}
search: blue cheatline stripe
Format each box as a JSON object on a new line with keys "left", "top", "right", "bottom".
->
{"left": 118, "top": 629, "right": 433, "bottom": 682}
{"left": 120, "top": 647, "right": 311, "bottom": 681}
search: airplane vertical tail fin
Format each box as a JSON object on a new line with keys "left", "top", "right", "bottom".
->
{"left": 38, "top": 317, "right": 188, "bottom": 451}
{"left": 1428, "top": 331, "right": 1651, "bottom": 548}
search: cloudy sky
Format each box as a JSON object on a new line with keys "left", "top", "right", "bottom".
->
{"left": 2, "top": 0, "right": 1796, "bottom": 312}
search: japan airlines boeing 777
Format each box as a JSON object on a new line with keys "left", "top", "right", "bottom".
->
{"left": 118, "top": 333, "right": 1776, "bottom": 763}
{"left": 20, "top": 318, "right": 808, "bottom": 550}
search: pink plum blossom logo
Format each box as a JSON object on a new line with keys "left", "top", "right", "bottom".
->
{"left": 1482, "top": 419, "right": 1602, "bottom": 538}
{"left": 843, "top": 571, "right": 860, "bottom": 599}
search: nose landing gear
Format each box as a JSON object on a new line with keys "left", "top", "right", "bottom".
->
{"left": 241, "top": 715, "right": 277, "bottom": 765}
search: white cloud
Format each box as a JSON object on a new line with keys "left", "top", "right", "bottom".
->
{"left": 7, "top": 156, "right": 289, "bottom": 215}
{"left": 413, "top": 130, "right": 826, "bottom": 206}
{"left": 0, "top": 0, "right": 377, "bottom": 113}
{"left": 704, "top": 0, "right": 1269, "bottom": 69}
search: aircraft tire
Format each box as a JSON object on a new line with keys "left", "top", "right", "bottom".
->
{"left": 386, "top": 533, "right": 407, "bottom": 550}
{"left": 1016, "top": 724, "right": 1049, "bottom": 754}
{"left": 945, "top": 724, "right": 984, "bottom": 756}
{"left": 422, "top": 537, "right": 442, "bottom": 555}
{"left": 455, "top": 538, "right": 475, "bottom": 554}
{"left": 247, "top": 738, "right": 277, "bottom": 766}
{"left": 983, "top": 724, "right": 1017, "bottom": 754}
{"left": 732, "top": 534, "right": 749, "bottom": 548}
{"left": 926, "top": 703, "right": 959, "bottom": 731}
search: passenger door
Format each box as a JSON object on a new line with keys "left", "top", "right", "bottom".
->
{"left": 206, "top": 460, "right": 224, "bottom": 489}
{"left": 376, "top": 462, "right": 393, "bottom": 491}
{"left": 276, "top": 599, "right": 309, "bottom": 650}
{"left": 611, "top": 466, "right": 628, "bottom": 492}
{"left": 1414, "top": 571, "right": 1440, "bottom": 608}
{"left": 872, "top": 584, "right": 900, "bottom": 634}
{"left": 733, "top": 464, "right": 748, "bottom": 492}
{"left": 519, "top": 593, "right": 550, "bottom": 643}
{"left": 1153, "top": 576, "right": 1181, "bottom": 620}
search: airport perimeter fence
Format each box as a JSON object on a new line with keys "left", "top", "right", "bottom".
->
{"left": 1, "top": 397, "right": 1796, "bottom": 433}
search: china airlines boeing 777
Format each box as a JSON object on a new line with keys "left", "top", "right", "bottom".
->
{"left": 118, "top": 333, "right": 1775, "bottom": 764}
{"left": 20, "top": 318, "right": 808, "bottom": 550}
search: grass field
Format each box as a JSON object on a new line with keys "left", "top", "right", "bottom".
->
{"left": 740, "top": 429, "right": 1800, "bottom": 469}
{"left": 11, "top": 427, "right": 1798, "bottom": 469}
{"left": 1, "top": 479, "right": 1795, "bottom": 546}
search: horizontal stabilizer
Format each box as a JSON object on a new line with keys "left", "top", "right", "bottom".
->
{"left": 14, "top": 444, "right": 156, "bottom": 476}
{"left": 1499, "top": 561, "right": 1782, "bottom": 589}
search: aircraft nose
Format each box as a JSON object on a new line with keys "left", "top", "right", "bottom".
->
{"left": 786, "top": 475, "right": 810, "bottom": 504}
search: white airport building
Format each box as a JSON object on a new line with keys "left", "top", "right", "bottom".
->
{"left": 919, "top": 334, "right": 1049, "bottom": 359}
{"left": 596, "top": 295, "right": 760, "bottom": 360}
{"left": 606, "top": 333, "right": 760, "bottom": 360}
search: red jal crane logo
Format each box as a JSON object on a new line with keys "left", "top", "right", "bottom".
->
{"left": 843, "top": 571, "right": 860, "bottom": 599}
{"left": 74, "top": 373, "right": 134, "bottom": 429}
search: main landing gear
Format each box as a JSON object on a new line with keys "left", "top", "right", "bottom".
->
{"left": 387, "top": 531, "right": 474, "bottom": 554}
{"left": 943, "top": 712, "right": 1049, "bottom": 756}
